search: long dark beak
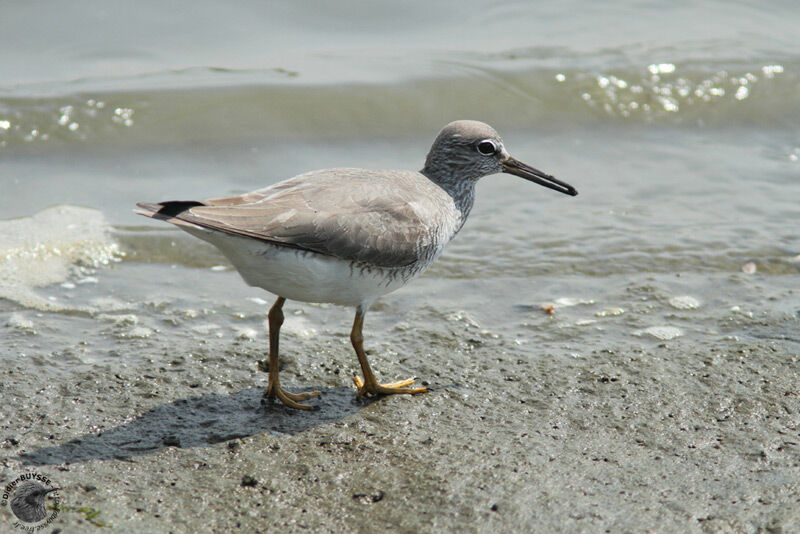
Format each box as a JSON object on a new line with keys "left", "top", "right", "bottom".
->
{"left": 502, "top": 156, "right": 578, "bottom": 196}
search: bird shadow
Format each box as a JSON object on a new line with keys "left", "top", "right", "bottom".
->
{"left": 19, "top": 386, "right": 372, "bottom": 466}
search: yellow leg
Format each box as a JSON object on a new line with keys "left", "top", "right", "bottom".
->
{"left": 350, "top": 308, "right": 427, "bottom": 397}
{"left": 263, "top": 297, "right": 320, "bottom": 410}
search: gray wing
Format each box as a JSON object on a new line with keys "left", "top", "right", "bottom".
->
{"left": 138, "top": 169, "right": 456, "bottom": 268}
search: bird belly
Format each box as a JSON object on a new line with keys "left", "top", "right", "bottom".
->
{"left": 183, "top": 227, "right": 418, "bottom": 307}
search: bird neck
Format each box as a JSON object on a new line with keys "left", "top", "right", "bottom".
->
{"left": 420, "top": 167, "right": 477, "bottom": 224}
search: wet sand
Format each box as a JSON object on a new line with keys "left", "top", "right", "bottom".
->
{"left": 3, "top": 268, "right": 799, "bottom": 532}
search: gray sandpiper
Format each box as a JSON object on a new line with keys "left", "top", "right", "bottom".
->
{"left": 136, "top": 120, "right": 578, "bottom": 410}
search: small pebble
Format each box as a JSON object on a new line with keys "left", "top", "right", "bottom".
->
{"left": 668, "top": 296, "right": 701, "bottom": 310}
{"left": 636, "top": 326, "right": 683, "bottom": 340}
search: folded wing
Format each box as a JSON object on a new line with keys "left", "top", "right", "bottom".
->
{"left": 137, "top": 169, "right": 455, "bottom": 268}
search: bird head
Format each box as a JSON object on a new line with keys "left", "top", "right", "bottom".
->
{"left": 423, "top": 120, "right": 577, "bottom": 196}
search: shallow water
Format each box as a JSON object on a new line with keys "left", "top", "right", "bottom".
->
{"left": 1, "top": 2, "right": 799, "bottom": 531}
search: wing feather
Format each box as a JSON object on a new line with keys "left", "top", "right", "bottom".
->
{"left": 140, "top": 169, "right": 457, "bottom": 268}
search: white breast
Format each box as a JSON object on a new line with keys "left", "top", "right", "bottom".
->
{"left": 183, "top": 227, "right": 418, "bottom": 307}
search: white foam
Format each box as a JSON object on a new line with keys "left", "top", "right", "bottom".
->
{"left": 553, "top": 297, "right": 595, "bottom": 307}
{"left": 6, "top": 312, "right": 35, "bottom": 333}
{"left": 192, "top": 323, "right": 221, "bottom": 335}
{"left": 235, "top": 327, "right": 258, "bottom": 340}
{"left": 596, "top": 307, "right": 625, "bottom": 317}
{"left": 0, "top": 205, "right": 122, "bottom": 312}
{"left": 123, "top": 326, "right": 153, "bottom": 339}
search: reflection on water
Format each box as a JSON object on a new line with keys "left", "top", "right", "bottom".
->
{"left": 574, "top": 63, "right": 787, "bottom": 119}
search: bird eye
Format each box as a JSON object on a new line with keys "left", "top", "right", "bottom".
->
{"left": 476, "top": 139, "right": 497, "bottom": 156}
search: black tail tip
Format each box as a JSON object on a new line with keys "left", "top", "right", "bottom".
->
{"left": 136, "top": 200, "right": 205, "bottom": 217}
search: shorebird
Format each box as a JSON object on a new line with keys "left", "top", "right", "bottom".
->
{"left": 137, "top": 120, "right": 577, "bottom": 409}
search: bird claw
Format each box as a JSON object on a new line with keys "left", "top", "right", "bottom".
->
{"left": 264, "top": 384, "right": 321, "bottom": 410}
{"left": 352, "top": 375, "right": 427, "bottom": 397}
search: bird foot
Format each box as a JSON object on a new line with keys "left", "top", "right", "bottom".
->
{"left": 352, "top": 375, "right": 427, "bottom": 397}
{"left": 264, "top": 384, "right": 321, "bottom": 410}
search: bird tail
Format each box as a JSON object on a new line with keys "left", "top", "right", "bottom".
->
{"left": 135, "top": 201, "right": 205, "bottom": 220}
